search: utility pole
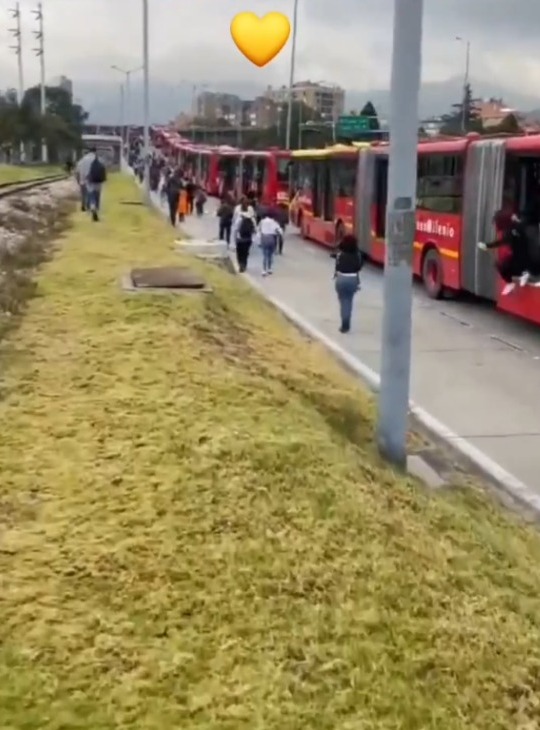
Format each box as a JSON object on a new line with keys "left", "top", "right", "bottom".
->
{"left": 111, "top": 65, "right": 142, "bottom": 149}
{"left": 32, "top": 3, "right": 47, "bottom": 163}
{"left": 8, "top": 3, "right": 25, "bottom": 162}
{"left": 119, "top": 83, "right": 125, "bottom": 146}
{"left": 456, "top": 37, "right": 471, "bottom": 134}
{"left": 285, "top": 0, "right": 299, "bottom": 150}
{"left": 376, "top": 0, "right": 424, "bottom": 467}
{"left": 142, "top": 0, "right": 150, "bottom": 195}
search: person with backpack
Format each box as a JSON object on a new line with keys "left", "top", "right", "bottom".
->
{"left": 86, "top": 149, "right": 107, "bottom": 222}
{"left": 75, "top": 148, "right": 95, "bottom": 212}
{"left": 217, "top": 195, "right": 234, "bottom": 245}
{"left": 235, "top": 204, "right": 256, "bottom": 273}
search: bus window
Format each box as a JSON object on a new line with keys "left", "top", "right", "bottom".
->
{"left": 277, "top": 157, "right": 291, "bottom": 183}
{"left": 417, "top": 153, "right": 463, "bottom": 214}
{"left": 333, "top": 157, "right": 356, "bottom": 198}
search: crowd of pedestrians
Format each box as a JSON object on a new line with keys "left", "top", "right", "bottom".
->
{"left": 216, "top": 190, "right": 287, "bottom": 276}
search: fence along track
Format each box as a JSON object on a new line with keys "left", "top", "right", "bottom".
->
{"left": 0, "top": 174, "right": 69, "bottom": 200}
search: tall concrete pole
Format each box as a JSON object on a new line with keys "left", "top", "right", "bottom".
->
{"left": 284, "top": 0, "right": 299, "bottom": 150}
{"left": 8, "top": 3, "right": 25, "bottom": 162}
{"left": 142, "top": 0, "right": 150, "bottom": 194}
{"left": 32, "top": 3, "right": 48, "bottom": 163}
{"left": 111, "top": 65, "right": 142, "bottom": 148}
{"left": 376, "top": 0, "right": 424, "bottom": 467}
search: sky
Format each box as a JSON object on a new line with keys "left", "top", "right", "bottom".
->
{"left": 0, "top": 0, "right": 539, "bottom": 109}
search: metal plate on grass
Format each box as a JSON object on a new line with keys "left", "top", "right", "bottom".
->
{"left": 130, "top": 266, "right": 206, "bottom": 290}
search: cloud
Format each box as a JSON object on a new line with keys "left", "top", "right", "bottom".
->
{"left": 0, "top": 0, "right": 538, "bottom": 106}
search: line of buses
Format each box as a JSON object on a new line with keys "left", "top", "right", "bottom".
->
{"left": 151, "top": 125, "right": 540, "bottom": 327}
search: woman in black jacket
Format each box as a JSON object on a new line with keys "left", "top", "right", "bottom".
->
{"left": 334, "top": 234, "right": 364, "bottom": 333}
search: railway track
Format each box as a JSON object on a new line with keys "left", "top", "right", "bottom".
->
{"left": 0, "top": 173, "right": 69, "bottom": 200}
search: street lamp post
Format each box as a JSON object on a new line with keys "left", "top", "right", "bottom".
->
{"left": 456, "top": 36, "right": 470, "bottom": 133}
{"left": 142, "top": 0, "right": 150, "bottom": 192}
{"left": 111, "top": 64, "right": 143, "bottom": 149}
{"left": 285, "top": 0, "right": 299, "bottom": 150}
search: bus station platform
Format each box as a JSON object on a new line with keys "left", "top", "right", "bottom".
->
{"left": 166, "top": 196, "right": 540, "bottom": 508}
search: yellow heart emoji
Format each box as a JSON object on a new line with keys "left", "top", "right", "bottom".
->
{"left": 230, "top": 12, "right": 291, "bottom": 68}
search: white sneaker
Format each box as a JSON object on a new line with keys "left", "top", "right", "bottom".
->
{"left": 502, "top": 283, "right": 516, "bottom": 296}
{"left": 262, "top": 270, "right": 268, "bottom": 276}
{"left": 520, "top": 271, "right": 531, "bottom": 287}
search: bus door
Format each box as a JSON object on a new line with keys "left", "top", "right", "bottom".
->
{"left": 324, "top": 159, "right": 336, "bottom": 222}
{"left": 255, "top": 157, "right": 266, "bottom": 199}
{"left": 510, "top": 155, "right": 540, "bottom": 273}
{"left": 374, "top": 156, "right": 388, "bottom": 237}
{"left": 312, "top": 160, "right": 321, "bottom": 218}
{"left": 461, "top": 140, "right": 505, "bottom": 298}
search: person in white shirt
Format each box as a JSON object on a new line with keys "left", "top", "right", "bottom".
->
{"left": 258, "top": 214, "right": 283, "bottom": 276}
{"left": 75, "top": 148, "right": 96, "bottom": 212}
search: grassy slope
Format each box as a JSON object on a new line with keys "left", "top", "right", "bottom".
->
{"left": 0, "top": 175, "right": 540, "bottom": 729}
{"left": 0, "top": 164, "right": 61, "bottom": 184}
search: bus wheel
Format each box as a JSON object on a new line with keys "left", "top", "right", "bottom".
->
{"left": 422, "top": 248, "right": 443, "bottom": 299}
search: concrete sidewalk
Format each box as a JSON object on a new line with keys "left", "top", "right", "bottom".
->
{"left": 155, "top": 194, "right": 540, "bottom": 509}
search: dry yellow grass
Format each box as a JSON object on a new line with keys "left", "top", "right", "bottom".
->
{"left": 0, "top": 164, "right": 61, "bottom": 184}
{"left": 1, "top": 175, "right": 540, "bottom": 729}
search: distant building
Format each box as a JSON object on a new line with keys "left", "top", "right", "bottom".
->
{"left": 421, "top": 117, "right": 445, "bottom": 137}
{"left": 242, "top": 97, "right": 279, "bottom": 128}
{"left": 49, "top": 75, "right": 73, "bottom": 97}
{"left": 264, "top": 81, "right": 345, "bottom": 121}
{"left": 476, "top": 98, "right": 517, "bottom": 129}
{"left": 196, "top": 91, "right": 242, "bottom": 123}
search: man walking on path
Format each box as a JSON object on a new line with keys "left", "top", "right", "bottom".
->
{"left": 86, "top": 150, "right": 107, "bottom": 222}
{"left": 75, "top": 147, "right": 95, "bottom": 212}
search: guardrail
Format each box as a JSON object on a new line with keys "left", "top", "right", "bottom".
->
{"left": 0, "top": 174, "right": 69, "bottom": 200}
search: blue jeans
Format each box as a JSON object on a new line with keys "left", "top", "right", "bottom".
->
{"left": 87, "top": 185, "right": 102, "bottom": 212}
{"left": 335, "top": 273, "right": 359, "bottom": 331}
{"left": 261, "top": 234, "right": 276, "bottom": 272}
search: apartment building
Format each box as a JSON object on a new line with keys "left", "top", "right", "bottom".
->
{"left": 264, "top": 81, "right": 345, "bottom": 121}
{"left": 195, "top": 91, "right": 242, "bottom": 123}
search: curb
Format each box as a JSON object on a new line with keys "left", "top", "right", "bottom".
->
{"left": 241, "top": 269, "right": 540, "bottom": 516}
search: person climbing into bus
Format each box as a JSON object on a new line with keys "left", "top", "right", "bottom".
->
{"left": 477, "top": 210, "right": 537, "bottom": 295}
{"left": 333, "top": 234, "right": 364, "bottom": 333}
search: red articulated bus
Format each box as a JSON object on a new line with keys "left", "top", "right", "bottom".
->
{"left": 289, "top": 144, "right": 368, "bottom": 245}
{"left": 291, "top": 134, "right": 540, "bottom": 327}
{"left": 211, "top": 147, "right": 292, "bottom": 208}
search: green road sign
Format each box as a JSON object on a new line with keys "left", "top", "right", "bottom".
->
{"left": 337, "top": 115, "right": 371, "bottom": 136}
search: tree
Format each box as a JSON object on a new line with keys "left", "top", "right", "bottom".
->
{"left": 440, "top": 83, "right": 482, "bottom": 135}
{"left": 360, "top": 101, "right": 380, "bottom": 131}
{"left": 0, "top": 85, "right": 89, "bottom": 162}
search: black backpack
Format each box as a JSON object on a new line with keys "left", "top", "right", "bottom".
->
{"left": 88, "top": 158, "right": 106, "bottom": 184}
{"left": 238, "top": 215, "right": 254, "bottom": 240}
